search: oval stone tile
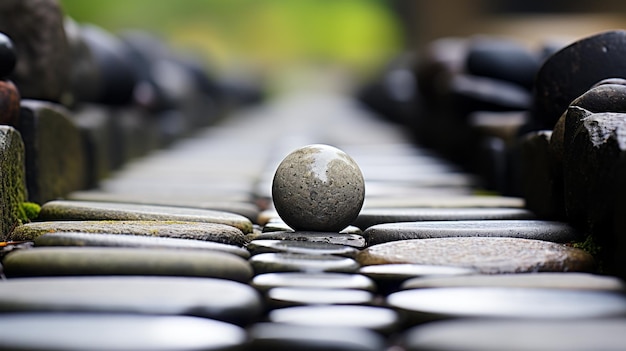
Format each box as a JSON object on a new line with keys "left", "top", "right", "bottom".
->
{"left": 34, "top": 232, "right": 250, "bottom": 258}
{"left": 250, "top": 231, "right": 366, "bottom": 249}
{"left": 364, "top": 220, "right": 580, "bottom": 246}
{"left": 267, "top": 287, "right": 374, "bottom": 308}
{"left": 388, "top": 287, "right": 626, "bottom": 323}
{"left": 3, "top": 247, "right": 253, "bottom": 282}
{"left": 0, "top": 276, "right": 262, "bottom": 325}
{"left": 357, "top": 237, "right": 594, "bottom": 274}
{"left": 269, "top": 305, "right": 400, "bottom": 334}
{"left": 9, "top": 221, "right": 246, "bottom": 246}
{"left": 250, "top": 253, "right": 360, "bottom": 274}
{"left": 248, "top": 323, "right": 386, "bottom": 351}
{"left": 38, "top": 200, "right": 253, "bottom": 233}
{"left": 0, "top": 313, "right": 247, "bottom": 351}
{"left": 354, "top": 207, "right": 535, "bottom": 230}
{"left": 402, "top": 272, "right": 626, "bottom": 291}
{"left": 359, "top": 264, "right": 477, "bottom": 294}
{"left": 247, "top": 240, "right": 359, "bottom": 257}
{"left": 402, "top": 318, "right": 626, "bottom": 351}
{"left": 252, "top": 272, "right": 376, "bottom": 292}
{"left": 362, "top": 195, "right": 525, "bottom": 209}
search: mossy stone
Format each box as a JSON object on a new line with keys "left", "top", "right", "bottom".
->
{"left": 0, "top": 126, "right": 26, "bottom": 240}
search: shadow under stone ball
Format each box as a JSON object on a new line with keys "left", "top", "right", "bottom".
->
{"left": 272, "top": 144, "right": 365, "bottom": 232}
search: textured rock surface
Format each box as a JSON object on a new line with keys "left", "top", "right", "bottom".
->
{"left": 272, "top": 144, "right": 365, "bottom": 232}
{"left": 0, "top": 126, "right": 26, "bottom": 239}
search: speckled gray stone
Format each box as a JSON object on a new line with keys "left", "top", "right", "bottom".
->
{"left": 247, "top": 240, "right": 359, "bottom": 257}
{"left": 272, "top": 144, "right": 365, "bottom": 232}
{"left": 8, "top": 220, "right": 246, "bottom": 246}
{"left": 363, "top": 220, "right": 580, "bottom": 246}
{"left": 357, "top": 237, "right": 595, "bottom": 274}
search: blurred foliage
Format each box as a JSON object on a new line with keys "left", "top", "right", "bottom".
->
{"left": 60, "top": 0, "right": 403, "bottom": 79}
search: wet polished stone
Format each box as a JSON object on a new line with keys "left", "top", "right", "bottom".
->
{"left": 357, "top": 237, "right": 595, "bottom": 274}
{"left": 0, "top": 276, "right": 262, "bottom": 325}
{"left": 248, "top": 323, "right": 386, "bottom": 351}
{"left": 272, "top": 144, "right": 365, "bottom": 232}
{"left": 251, "top": 272, "right": 376, "bottom": 292}
{"left": 250, "top": 252, "right": 360, "bottom": 274}
{"left": 247, "top": 240, "right": 358, "bottom": 257}
{"left": 269, "top": 305, "right": 400, "bottom": 334}
{"left": 34, "top": 232, "right": 250, "bottom": 258}
{"left": 402, "top": 318, "right": 626, "bottom": 351}
{"left": 249, "top": 231, "right": 366, "bottom": 249}
{"left": 388, "top": 287, "right": 626, "bottom": 323}
{"left": 364, "top": 220, "right": 580, "bottom": 246}
{"left": 362, "top": 195, "right": 525, "bottom": 209}
{"left": 359, "top": 264, "right": 477, "bottom": 294}
{"left": 402, "top": 272, "right": 626, "bottom": 291}
{"left": 38, "top": 200, "right": 253, "bottom": 233}
{"left": 0, "top": 313, "right": 247, "bottom": 351}
{"left": 354, "top": 207, "right": 535, "bottom": 230}
{"left": 9, "top": 220, "right": 246, "bottom": 246}
{"left": 266, "top": 287, "right": 374, "bottom": 308}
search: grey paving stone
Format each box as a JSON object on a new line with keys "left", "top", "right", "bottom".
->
{"left": 9, "top": 220, "right": 246, "bottom": 246}
{"left": 247, "top": 231, "right": 366, "bottom": 249}
{"left": 402, "top": 272, "right": 626, "bottom": 291}
{"left": 388, "top": 287, "right": 626, "bottom": 323}
{"left": 39, "top": 200, "right": 253, "bottom": 233}
{"left": 0, "top": 276, "right": 262, "bottom": 325}
{"left": 18, "top": 100, "right": 87, "bottom": 204}
{"left": 362, "top": 195, "right": 525, "bottom": 209}
{"left": 251, "top": 272, "right": 376, "bottom": 292}
{"left": 250, "top": 252, "right": 360, "bottom": 274}
{"left": 354, "top": 207, "right": 535, "bottom": 230}
{"left": 3, "top": 246, "right": 253, "bottom": 282}
{"left": 34, "top": 232, "right": 250, "bottom": 258}
{"left": 364, "top": 220, "right": 580, "bottom": 246}
{"left": 248, "top": 323, "right": 386, "bottom": 351}
{"left": 266, "top": 287, "right": 374, "bottom": 308}
{"left": 359, "top": 264, "right": 477, "bottom": 294}
{"left": 247, "top": 240, "right": 359, "bottom": 257}
{"left": 68, "top": 190, "right": 260, "bottom": 222}
{"left": 357, "top": 237, "right": 595, "bottom": 274}
{"left": 0, "top": 313, "right": 247, "bottom": 351}
{"left": 0, "top": 126, "right": 26, "bottom": 239}
{"left": 268, "top": 305, "right": 400, "bottom": 334}
{"left": 402, "top": 318, "right": 626, "bottom": 351}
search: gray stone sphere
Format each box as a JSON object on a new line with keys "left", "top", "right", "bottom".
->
{"left": 272, "top": 144, "right": 365, "bottom": 232}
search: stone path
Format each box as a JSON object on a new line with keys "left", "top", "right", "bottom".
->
{"left": 2, "top": 85, "right": 626, "bottom": 350}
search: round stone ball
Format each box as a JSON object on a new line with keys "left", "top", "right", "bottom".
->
{"left": 0, "top": 32, "right": 15, "bottom": 78}
{"left": 272, "top": 144, "right": 365, "bottom": 232}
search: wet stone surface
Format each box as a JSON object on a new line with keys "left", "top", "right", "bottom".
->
{"left": 247, "top": 239, "right": 359, "bottom": 257}
{"left": 249, "top": 252, "right": 360, "bottom": 274}
{"left": 266, "top": 287, "right": 374, "bottom": 308}
{"left": 247, "top": 231, "right": 366, "bottom": 249}
{"left": 251, "top": 272, "right": 377, "bottom": 292}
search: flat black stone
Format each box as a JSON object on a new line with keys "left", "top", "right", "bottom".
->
{"left": 251, "top": 272, "right": 376, "bottom": 292}
{"left": 268, "top": 305, "right": 400, "bottom": 334}
{"left": 34, "top": 232, "right": 250, "bottom": 258}
{"left": 0, "top": 276, "right": 262, "bottom": 325}
{"left": 266, "top": 287, "right": 374, "bottom": 308}
{"left": 354, "top": 207, "right": 535, "bottom": 230}
{"left": 388, "top": 287, "right": 626, "bottom": 323}
{"left": 3, "top": 247, "right": 253, "bottom": 282}
{"left": 247, "top": 240, "right": 359, "bottom": 257}
{"left": 249, "top": 252, "right": 360, "bottom": 274}
{"left": 250, "top": 231, "right": 366, "bottom": 249}
{"left": 403, "top": 319, "right": 626, "bottom": 351}
{"left": 248, "top": 323, "right": 386, "bottom": 351}
{"left": 0, "top": 313, "right": 246, "bottom": 351}
{"left": 364, "top": 220, "right": 580, "bottom": 246}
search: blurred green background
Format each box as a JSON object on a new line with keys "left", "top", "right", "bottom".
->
{"left": 60, "top": 0, "right": 404, "bottom": 84}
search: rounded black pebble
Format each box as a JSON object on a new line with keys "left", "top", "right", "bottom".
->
{"left": 0, "top": 32, "right": 16, "bottom": 78}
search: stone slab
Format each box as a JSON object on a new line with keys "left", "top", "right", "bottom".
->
{"left": 357, "top": 237, "right": 595, "bottom": 274}
{"left": 266, "top": 287, "right": 374, "bottom": 308}
{"left": 251, "top": 272, "right": 376, "bottom": 292}
{"left": 402, "top": 272, "right": 626, "bottom": 291}
{"left": 354, "top": 208, "right": 535, "bottom": 230}
{"left": 364, "top": 220, "right": 580, "bottom": 246}
{"left": 3, "top": 246, "right": 253, "bottom": 282}
{"left": 250, "top": 252, "right": 360, "bottom": 274}
{"left": 0, "top": 126, "right": 26, "bottom": 239}
{"left": 402, "top": 319, "right": 626, "bottom": 351}
{"left": 0, "top": 313, "right": 246, "bottom": 351}
{"left": 388, "top": 287, "right": 626, "bottom": 322}
{"left": 34, "top": 232, "right": 250, "bottom": 258}
{"left": 8, "top": 220, "right": 246, "bottom": 246}
{"left": 247, "top": 231, "right": 366, "bottom": 249}
{"left": 247, "top": 240, "right": 358, "bottom": 257}
{"left": 362, "top": 195, "right": 525, "bottom": 209}
{"left": 38, "top": 200, "right": 253, "bottom": 233}
{"left": 248, "top": 323, "right": 386, "bottom": 351}
{"left": 0, "top": 276, "right": 262, "bottom": 325}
